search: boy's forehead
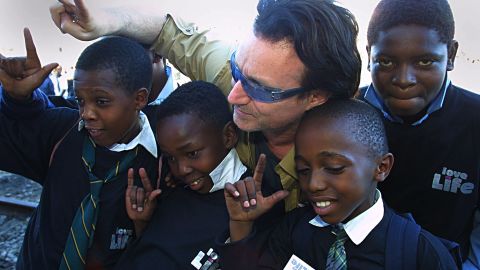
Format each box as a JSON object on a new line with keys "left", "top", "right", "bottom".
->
{"left": 297, "top": 116, "right": 347, "bottom": 143}
{"left": 157, "top": 113, "right": 210, "bottom": 136}
{"left": 74, "top": 68, "right": 123, "bottom": 91}
{"left": 375, "top": 25, "right": 445, "bottom": 48}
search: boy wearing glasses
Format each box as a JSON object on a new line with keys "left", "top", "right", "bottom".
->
{"left": 49, "top": 0, "right": 361, "bottom": 223}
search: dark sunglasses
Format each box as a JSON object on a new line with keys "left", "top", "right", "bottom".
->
{"left": 230, "top": 51, "right": 309, "bottom": 103}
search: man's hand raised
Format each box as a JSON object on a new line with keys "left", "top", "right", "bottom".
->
{"left": 0, "top": 28, "right": 57, "bottom": 101}
{"left": 50, "top": 0, "right": 112, "bottom": 41}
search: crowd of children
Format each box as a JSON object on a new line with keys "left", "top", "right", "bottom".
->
{"left": 0, "top": 0, "right": 478, "bottom": 269}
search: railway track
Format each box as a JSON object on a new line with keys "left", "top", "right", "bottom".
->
{"left": 0, "top": 172, "right": 41, "bottom": 270}
{"left": 0, "top": 196, "right": 37, "bottom": 216}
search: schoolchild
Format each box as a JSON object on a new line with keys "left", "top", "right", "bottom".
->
{"left": 358, "top": 0, "right": 480, "bottom": 267}
{"left": 0, "top": 30, "right": 158, "bottom": 269}
{"left": 217, "top": 99, "right": 458, "bottom": 269}
{"left": 115, "top": 81, "right": 249, "bottom": 270}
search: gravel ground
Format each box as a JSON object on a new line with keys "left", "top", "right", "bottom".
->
{"left": 0, "top": 171, "right": 41, "bottom": 270}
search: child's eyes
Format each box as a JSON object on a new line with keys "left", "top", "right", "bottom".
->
{"left": 96, "top": 99, "right": 110, "bottom": 106}
{"left": 165, "top": 155, "right": 176, "bottom": 163}
{"left": 187, "top": 151, "right": 200, "bottom": 159}
{"left": 377, "top": 59, "right": 393, "bottom": 67}
{"left": 296, "top": 167, "right": 310, "bottom": 177}
{"left": 75, "top": 97, "right": 84, "bottom": 106}
{"left": 324, "top": 166, "right": 346, "bottom": 174}
{"left": 417, "top": 59, "right": 433, "bottom": 66}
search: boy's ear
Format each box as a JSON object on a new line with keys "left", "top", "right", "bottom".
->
{"left": 134, "top": 88, "right": 149, "bottom": 110}
{"left": 304, "top": 89, "right": 329, "bottom": 111}
{"left": 366, "top": 45, "right": 372, "bottom": 72}
{"left": 447, "top": 40, "right": 459, "bottom": 71}
{"left": 374, "top": 153, "right": 394, "bottom": 183}
{"left": 222, "top": 121, "right": 238, "bottom": 149}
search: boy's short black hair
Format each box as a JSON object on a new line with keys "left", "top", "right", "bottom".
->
{"left": 367, "top": 0, "right": 455, "bottom": 46}
{"left": 302, "top": 99, "right": 388, "bottom": 158}
{"left": 156, "top": 81, "right": 232, "bottom": 131}
{"left": 254, "top": 0, "right": 361, "bottom": 99}
{"left": 75, "top": 36, "right": 152, "bottom": 95}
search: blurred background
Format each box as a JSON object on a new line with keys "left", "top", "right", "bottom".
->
{"left": 1, "top": 0, "right": 479, "bottom": 92}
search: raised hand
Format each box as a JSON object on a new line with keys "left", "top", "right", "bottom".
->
{"left": 50, "top": 0, "right": 113, "bottom": 41}
{"left": 125, "top": 158, "right": 163, "bottom": 230}
{"left": 224, "top": 154, "right": 289, "bottom": 241}
{"left": 0, "top": 28, "right": 57, "bottom": 100}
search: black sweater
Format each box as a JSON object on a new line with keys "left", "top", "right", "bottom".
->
{"left": 0, "top": 88, "right": 158, "bottom": 269}
{"left": 114, "top": 187, "right": 229, "bottom": 270}
{"left": 216, "top": 205, "right": 457, "bottom": 270}
{"left": 359, "top": 84, "right": 480, "bottom": 258}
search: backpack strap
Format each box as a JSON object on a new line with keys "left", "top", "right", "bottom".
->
{"left": 49, "top": 118, "right": 81, "bottom": 167}
{"left": 385, "top": 211, "right": 421, "bottom": 270}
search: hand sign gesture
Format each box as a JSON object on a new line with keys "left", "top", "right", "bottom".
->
{"left": 224, "top": 154, "right": 289, "bottom": 241}
{"left": 50, "top": 0, "right": 109, "bottom": 41}
{"left": 125, "top": 158, "right": 163, "bottom": 235}
{"left": 0, "top": 28, "right": 58, "bottom": 100}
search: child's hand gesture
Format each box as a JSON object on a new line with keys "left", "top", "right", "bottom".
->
{"left": 224, "top": 154, "right": 289, "bottom": 241}
{"left": 0, "top": 28, "right": 57, "bottom": 100}
{"left": 125, "top": 158, "right": 163, "bottom": 235}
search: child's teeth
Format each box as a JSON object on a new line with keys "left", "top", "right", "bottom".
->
{"left": 316, "top": 201, "right": 331, "bottom": 208}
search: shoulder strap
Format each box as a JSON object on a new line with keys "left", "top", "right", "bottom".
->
{"left": 49, "top": 118, "right": 81, "bottom": 167}
{"left": 385, "top": 212, "right": 420, "bottom": 270}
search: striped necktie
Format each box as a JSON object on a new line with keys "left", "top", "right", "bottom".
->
{"left": 59, "top": 136, "right": 138, "bottom": 270}
{"left": 326, "top": 224, "right": 348, "bottom": 270}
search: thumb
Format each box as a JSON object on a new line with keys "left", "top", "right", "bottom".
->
{"left": 148, "top": 189, "right": 162, "bottom": 201}
{"left": 27, "top": 63, "right": 58, "bottom": 87}
{"left": 0, "top": 69, "right": 13, "bottom": 89}
{"left": 262, "top": 190, "right": 290, "bottom": 209}
{"left": 41, "top": 63, "right": 59, "bottom": 78}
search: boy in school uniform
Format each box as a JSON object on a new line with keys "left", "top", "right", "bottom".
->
{"left": 115, "top": 81, "right": 249, "bottom": 270}
{"left": 358, "top": 0, "right": 480, "bottom": 267}
{"left": 217, "top": 99, "right": 458, "bottom": 269}
{"left": 0, "top": 30, "right": 158, "bottom": 269}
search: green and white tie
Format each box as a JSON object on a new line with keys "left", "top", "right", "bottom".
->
{"left": 59, "top": 136, "right": 137, "bottom": 270}
{"left": 326, "top": 224, "right": 348, "bottom": 270}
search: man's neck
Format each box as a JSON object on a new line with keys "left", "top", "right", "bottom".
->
{"left": 261, "top": 124, "right": 298, "bottom": 160}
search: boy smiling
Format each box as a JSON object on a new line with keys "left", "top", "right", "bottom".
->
{"left": 118, "top": 81, "right": 249, "bottom": 270}
{"left": 359, "top": 0, "right": 480, "bottom": 267}
{"left": 0, "top": 30, "right": 158, "bottom": 269}
{"left": 217, "top": 99, "right": 457, "bottom": 269}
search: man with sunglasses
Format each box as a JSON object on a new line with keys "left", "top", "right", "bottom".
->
{"left": 49, "top": 0, "right": 361, "bottom": 222}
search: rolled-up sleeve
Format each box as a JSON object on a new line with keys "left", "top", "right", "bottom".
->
{"left": 151, "top": 14, "right": 235, "bottom": 97}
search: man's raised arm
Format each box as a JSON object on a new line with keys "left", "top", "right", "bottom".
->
{"left": 50, "top": 0, "right": 167, "bottom": 44}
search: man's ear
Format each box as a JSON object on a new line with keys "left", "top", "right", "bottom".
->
{"left": 374, "top": 153, "right": 394, "bottom": 183}
{"left": 222, "top": 121, "right": 238, "bottom": 149}
{"left": 447, "top": 40, "right": 459, "bottom": 71}
{"left": 134, "top": 88, "right": 149, "bottom": 110}
{"left": 304, "top": 89, "right": 329, "bottom": 111}
{"left": 366, "top": 45, "right": 372, "bottom": 72}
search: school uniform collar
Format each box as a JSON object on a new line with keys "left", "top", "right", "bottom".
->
{"left": 209, "top": 148, "right": 247, "bottom": 193}
{"left": 309, "top": 189, "right": 384, "bottom": 245}
{"left": 77, "top": 111, "right": 155, "bottom": 158}
{"left": 148, "top": 66, "right": 175, "bottom": 105}
{"left": 363, "top": 78, "right": 451, "bottom": 126}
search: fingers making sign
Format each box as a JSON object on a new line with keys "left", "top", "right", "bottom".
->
{"left": 0, "top": 28, "right": 57, "bottom": 100}
{"left": 224, "top": 154, "right": 289, "bottom": 241}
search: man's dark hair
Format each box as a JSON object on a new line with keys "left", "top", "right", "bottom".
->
{"left": 367, "top": 0, "right": 455, "bottom": 47}
{"left": 156, "top": 81, "right": 232, "bottom": 131}
{"left": 301, "top": 99, "right": 389, "bottom": 158}
{"left": 254, "top": 0, "right": 361, "bottom": 99}
{"left": 75, "top": 36, "right": 152, "bottom": 94}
